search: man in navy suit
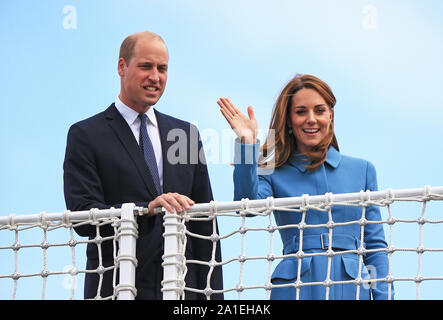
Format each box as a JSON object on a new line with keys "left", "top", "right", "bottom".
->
{"left": 63, "top": 31, "right": 223, "bottom": 300}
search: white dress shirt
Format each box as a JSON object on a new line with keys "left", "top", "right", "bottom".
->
{"left": 114, "top": 96, "right": 163, "bottom": 189}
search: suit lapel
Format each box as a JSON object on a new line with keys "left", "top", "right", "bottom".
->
{"left": 104, "top": 104, "right": 159, "bottom": 199}
{"left": 155, "top": 109, "right": 178, "bottom": 194}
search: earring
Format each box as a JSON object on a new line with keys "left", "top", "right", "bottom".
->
{"left": 288, "top": 128, "right": 293, "bottom": 135}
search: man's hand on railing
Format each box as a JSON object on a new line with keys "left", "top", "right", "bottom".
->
{"left": 148, "top": 193, "right": 195, "bottom": 215}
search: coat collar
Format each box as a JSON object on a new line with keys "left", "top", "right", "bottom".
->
{"left": 288, "top": 146, "right": 341, "bottom": 173}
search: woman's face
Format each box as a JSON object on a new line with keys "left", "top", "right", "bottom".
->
{"left": 288, "top": 88, "right": 333, "bottom": 154}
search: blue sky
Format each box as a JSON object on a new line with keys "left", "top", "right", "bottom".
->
{"left": 1, "top": 0, "right": 443, "bottom": 299}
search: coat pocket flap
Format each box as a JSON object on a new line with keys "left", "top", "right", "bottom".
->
{"left": 271, "top": 257, "right": 312, "bottom": 282}
{"left": 342, "top": 255, "right": 359, "bottom": 279}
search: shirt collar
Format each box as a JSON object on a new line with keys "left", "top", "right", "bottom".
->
{"left": 144, "top": 105, "right": 158, "bottom": 127}
{"left": 288, "top": 146, "right": 341, "bottom": 172}
{"left": 325, "top": 146, "right": 341, "bottom": 168}
{"left": 115, "top": 96, "right": 158, "bottom": 127}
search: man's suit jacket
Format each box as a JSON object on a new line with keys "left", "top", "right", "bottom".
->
{"left": 63, "top": 104, "right": 223, "bottom": 299}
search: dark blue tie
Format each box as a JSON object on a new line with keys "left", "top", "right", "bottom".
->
{"left": 139, "top": 113, "right": 161, "bottom": 195}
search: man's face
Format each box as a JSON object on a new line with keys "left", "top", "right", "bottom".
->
{"left": 118, "top": 37, "right": 169, "bottom": 113}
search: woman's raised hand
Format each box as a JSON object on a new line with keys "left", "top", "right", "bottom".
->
{"left": 217, "top": 97, "right": 258, "bottom": 144}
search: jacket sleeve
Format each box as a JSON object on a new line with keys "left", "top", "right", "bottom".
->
{"left": 63, "top": 124, "right": 149, "bottom": 237}
{"left": 363, "top": 160, "right": 394, "bottom": 300}
{"left": 233, "top": 139, "right": 273, "bottom": 201}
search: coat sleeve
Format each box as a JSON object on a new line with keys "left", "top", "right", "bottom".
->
{"left": 63, "top": 124, "right": 110, "bottom": 237}
{"left": 363, "top": 161, "right": 394, "bottom": 300}
{"left": 63, "top": 124, "right": 149, "bottom": 237}
{"left": 233, "top": 139, "right": 273, "bottom": 201}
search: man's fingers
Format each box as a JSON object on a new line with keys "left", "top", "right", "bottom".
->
{"left": 160, "top": 194, "right": 182, "bottom": 213}
{"left": 149, "top": 197, "right": 173, "bottom": 214}
{"left": 149, "top": 193, "right": 195, "bottom": 215}
{"left": 168, "top": 193, "right": 194, "bottom": 211}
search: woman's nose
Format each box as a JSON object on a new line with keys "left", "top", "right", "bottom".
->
{"left": 306, "top": 110, "right": 316, "bottom": 123}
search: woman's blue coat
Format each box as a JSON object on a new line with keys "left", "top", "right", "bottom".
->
{"left": 233, "top": 141, "right": 393, "bottom": 300}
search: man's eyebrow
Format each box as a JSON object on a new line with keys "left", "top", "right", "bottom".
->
{"left": 137, "top": 62, "right": 152, "bottom": 67}
{"left": 137, "top": 61, "right": 168, "bottom": 68}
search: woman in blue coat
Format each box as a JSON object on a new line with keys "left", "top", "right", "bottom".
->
{"left": 217, "top": 74, "right": 393, "bottom": 300}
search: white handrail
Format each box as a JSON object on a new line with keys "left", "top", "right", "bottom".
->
{"left": 187, "top": 185, "right": 443, "bottom": 213}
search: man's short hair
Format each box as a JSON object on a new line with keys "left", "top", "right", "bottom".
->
{"left": 119, "top": 31, "right": 166, "bottom": 64}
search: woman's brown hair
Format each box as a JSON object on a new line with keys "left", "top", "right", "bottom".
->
{"left": 259, "top": 74, "right": 339, "bottom": 171}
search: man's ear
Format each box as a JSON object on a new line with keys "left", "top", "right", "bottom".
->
{"left": 117, "top": 58, "right": 127, "bottom": 77}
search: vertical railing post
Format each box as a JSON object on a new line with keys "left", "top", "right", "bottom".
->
{"left": 162, "top": 209, "right": 181, "bottom": 300}
{"left": 116, "top": 203, "right": 138, "bottom": 300}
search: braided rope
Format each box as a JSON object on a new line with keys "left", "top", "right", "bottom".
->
{"left": 166, "top": 186, "right": 443, "bottom": 300}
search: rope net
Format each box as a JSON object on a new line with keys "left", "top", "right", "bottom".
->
{"left": 2, "top": 186, "right": 443, "bottom": 300}
{"left": 162, "top": 186, "right": 443, "bottom": 300}
{"left": 0, "top": 206, "right": 140, "bottom": 300}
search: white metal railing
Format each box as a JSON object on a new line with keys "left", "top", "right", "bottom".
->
{"left": 161, "top": 185, "right": 443, "bottom": 300}
{"left": 2, "top": 186, "right": 443, "bottom": 299}
{"left": 0, "top": 203, "right": 141, "bottom": 300}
